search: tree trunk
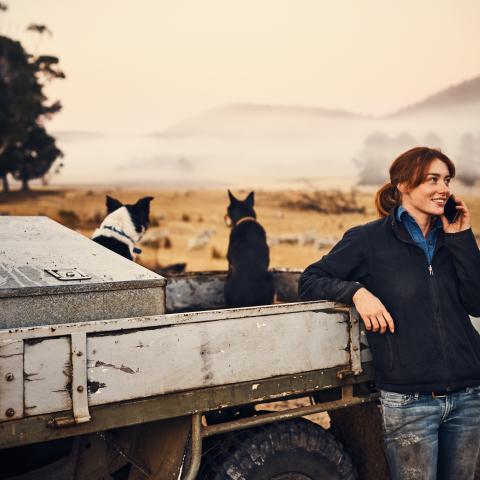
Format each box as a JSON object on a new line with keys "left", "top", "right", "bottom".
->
{"left": 1, "top": 174, "right": 9, "bottom": 193}
{"left": 21, "top": 177, "right": 30, "bottom": 192}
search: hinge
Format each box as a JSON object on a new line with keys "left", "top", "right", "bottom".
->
{"left": 49, "top": 332, "right": 91, "bottom": 428}
{"left": 44, "top": 268, "right": 91, "bottom": 281}
{"left": 71, "top": 332, "right": 91, "bottom": 424}
{"left": 348, "top": 307, "right": 363, "bottom": 376}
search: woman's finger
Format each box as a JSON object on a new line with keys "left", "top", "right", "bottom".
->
{"left": 454, "top": 198, "right": 469, "bottom": 216}
{"left": 376, "top": 314, "right": 387, "bottom": 334}
{"left": 370, "top": 316, "right": 380, "bottom": 332}
{"left": 361, "top": 315, "right": 372, "bottom": 331}
{"left": 383, "top": 310, "right": 395, "bottom": 333}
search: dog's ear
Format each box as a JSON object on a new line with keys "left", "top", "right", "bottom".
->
{"left": 228, "top": 190, "right": 237, "bottom": 204}
{"left": 135, "top": 196, "right": 154, "bottom": 214}
{"left": 106, "top": 195, "right": 123, "bottom": 213}
{"left": 245, "top": 191, "right": 255, "bottom": 208}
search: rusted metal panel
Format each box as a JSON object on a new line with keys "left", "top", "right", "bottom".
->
{"left": 2, "top": 303, "right": 352, "bottom": 422}
{"left": 165, "top": 268, "right": 302, "bottom": 312}
{"left": 0, "top": 301, "right": 337, "bottom": 341}
{"left": 0, "top": 303, "right": 354, "bottom": 415}
{"left": 0, "top": 216, "right": 166, "bottom": 328}
{"left": 272, "top": 268, "right": 302, "bottom": 302}
{"left": 0, "top": 339, "right": 24, "bottom": 421}
{"left": 166, "top": 271, "right": 227, "bottom": 312}
{"left": 0, "top": 364, "right": 376, "bottom": 449}
{"left": 87, "top": 307, "right": 350, "bottom": 406}
{"left": 24, "top": 337, "right": 72, "bottom": 416}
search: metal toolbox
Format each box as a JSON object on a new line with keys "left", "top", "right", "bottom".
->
{"left": 0, "top": 217, "right": 166, "bottom": 329}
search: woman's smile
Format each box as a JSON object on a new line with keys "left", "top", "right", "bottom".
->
{"left": 431, "top": 197, "right": 446, "bottom": 206}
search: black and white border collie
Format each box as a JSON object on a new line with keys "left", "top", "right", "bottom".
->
{"left": 92, "top": 195, "right": 153, "bottom": 261}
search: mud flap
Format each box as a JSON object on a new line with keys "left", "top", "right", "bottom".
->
{"left": 128, "top": 416, "right": 192, "bottom": 480}
{"left": 329, "top": 402, "right": 389, "bottom": 480}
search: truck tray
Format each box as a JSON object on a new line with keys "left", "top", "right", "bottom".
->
{"left": 0, "top": 300, "right": 372, "bottom": 448}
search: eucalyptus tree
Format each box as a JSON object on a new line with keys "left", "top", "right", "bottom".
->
{"left": 0, "top": 4, "right": 64, "bottom": 191}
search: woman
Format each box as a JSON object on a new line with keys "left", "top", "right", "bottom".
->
{"left": 299, "top": 147, "right": 480, "bottom": 480}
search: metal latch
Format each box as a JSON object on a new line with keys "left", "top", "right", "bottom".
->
{"left": 45, "top": 268, "right": 91, "bottom": 281}
{"left": 337, "top": 307, "right": 364, "bottom": 380}
{"left": 49, "top": 332, "right": 91, "bottom": 428}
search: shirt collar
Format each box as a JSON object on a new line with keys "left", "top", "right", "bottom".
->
{"left": 396, "top": 205, "right": 442, "bottom": 230}
{"left": 396, "top": 205, "right": 408, "bottom": 222}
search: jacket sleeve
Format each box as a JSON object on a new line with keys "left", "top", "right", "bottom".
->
{"left": 298, "top": 225, "right": 369, "bottom": 304}
{"left": 444, "top": 228, "right": 480, "bottom": 316}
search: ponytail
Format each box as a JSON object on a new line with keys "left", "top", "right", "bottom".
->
{"left": 375, "top": 183, "right": 400, "bottom": 217}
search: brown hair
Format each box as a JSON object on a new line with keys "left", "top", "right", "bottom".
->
{"left": 375, "top": 147, "right": 455, "bottom": 217}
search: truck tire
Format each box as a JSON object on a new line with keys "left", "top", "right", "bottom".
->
{"left": 198, "top": 418, "right": 357, "bottom": 480}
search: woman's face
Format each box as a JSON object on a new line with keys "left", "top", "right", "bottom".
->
{"left": 400, "top": 158, "right": 452, "bottom": 221}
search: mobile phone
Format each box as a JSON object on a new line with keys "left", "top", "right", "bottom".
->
{"left": 444, "top": 196, "right": 459, "bottom": 224}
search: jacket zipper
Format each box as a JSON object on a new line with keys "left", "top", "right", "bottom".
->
{"left": 392, "top": 221, "right": 452, "bottom": 389}
{"left": 427, "top": 262, "right": 452, "bottom": 390}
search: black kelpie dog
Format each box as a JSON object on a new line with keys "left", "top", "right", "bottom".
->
{"left": 92, "top": 195, "right": 153, "bottom": 261}
{"left": 224, "top": 190, "right": 275, "bottom": 307}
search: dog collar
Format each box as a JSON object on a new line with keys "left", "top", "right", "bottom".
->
{"left": 99, "top": 225, "right": 142, "bottom": 255}
{"left": 103, "top": 225, "right": 136, "bottom": 244}
{"left": 235, "top": 216, "right": 257, "bottom": 226}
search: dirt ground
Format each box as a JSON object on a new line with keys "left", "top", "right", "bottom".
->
{"left": 4, "top": 185, "right": 479, "bottom": 273}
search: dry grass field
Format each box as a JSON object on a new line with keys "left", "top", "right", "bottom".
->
{"left": 2, "top": 186, "right": 480, "bottom": 274}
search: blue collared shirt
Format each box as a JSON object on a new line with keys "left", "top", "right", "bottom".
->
{"left": 396, "top": 206, "right": 443, "bottom": 265}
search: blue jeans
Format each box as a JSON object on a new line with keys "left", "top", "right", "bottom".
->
{"left": 380, "top": 387, "right": 480, "bottom": 480}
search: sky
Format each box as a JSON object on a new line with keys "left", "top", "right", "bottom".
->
{"left": 2, "top": 0, "right": 480, "bottom": 134}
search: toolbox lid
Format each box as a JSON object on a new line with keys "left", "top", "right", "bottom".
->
{"left": 0, "top": 217, "right": 166, "bottom": 327}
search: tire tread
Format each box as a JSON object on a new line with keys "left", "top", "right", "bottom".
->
{"left": 197, "top": 417, "right": 357, "bottom": 480}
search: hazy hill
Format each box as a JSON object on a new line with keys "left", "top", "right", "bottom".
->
{"left": 391, "top": 76, "right": 480, "bottom": 116}
{"left": 156, "top": 103, "right": 367, "bottom": 138}
{"left": 152, "top": 75, "right": 480, "bottom": 138}
{"left": 204, "top": 103, "right": 365, "bottom": 118}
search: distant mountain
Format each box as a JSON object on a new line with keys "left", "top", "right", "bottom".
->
{"left": 203, "top": 103, "right": 365, "bottom": 119}
{"left": 151, "top": 75, "right": 480, "bottom": 138}
{"left": 155, "top": 103, "right": 367, "bottom": 138}
{"left": 390, "top": 76, "right": 480, "bottom": 116}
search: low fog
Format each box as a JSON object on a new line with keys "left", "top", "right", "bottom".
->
{"left": 52, "top": 79, "right": 480, "bottom": 189}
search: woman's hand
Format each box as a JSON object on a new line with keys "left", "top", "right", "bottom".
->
{"left": 441, "top": 196, "right": 471, "bottom": 233}
{"left": 352, "top": 287, "right": 395, "bottom": 334}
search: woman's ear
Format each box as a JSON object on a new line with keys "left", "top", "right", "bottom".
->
{"left": 397, "top": 183, "right": 407, "bottom": 195}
